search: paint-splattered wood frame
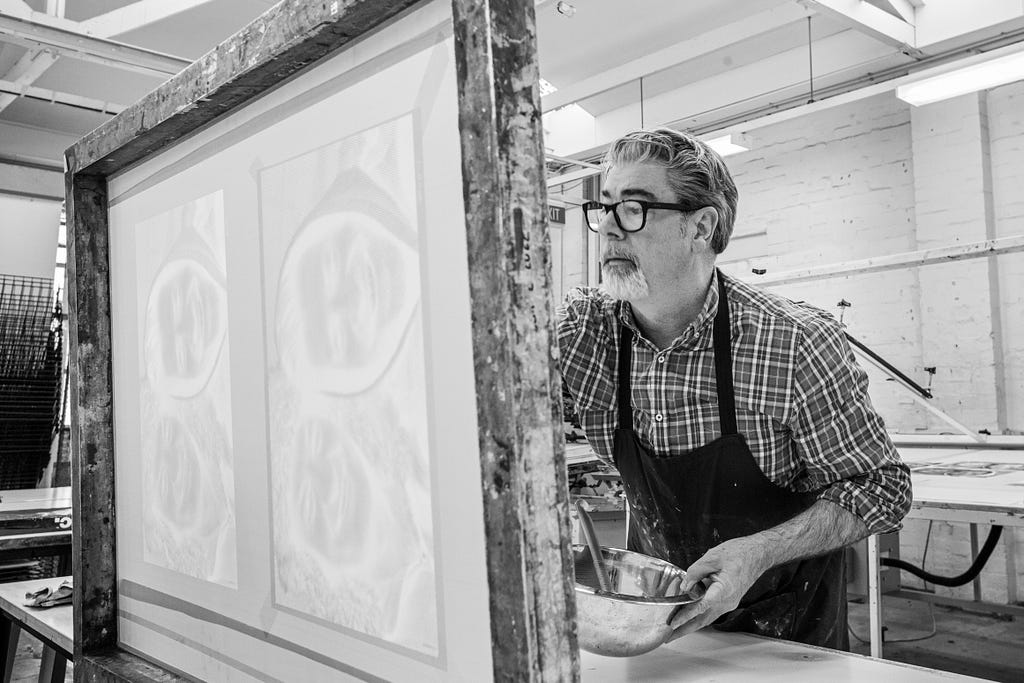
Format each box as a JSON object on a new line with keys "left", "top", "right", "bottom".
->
{"left": 64, "top": 0, "right": 577, "bottom": 680}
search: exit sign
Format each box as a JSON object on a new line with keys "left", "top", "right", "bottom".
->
{"left": 547, "top": 205, "right": 565, "bottom": 224}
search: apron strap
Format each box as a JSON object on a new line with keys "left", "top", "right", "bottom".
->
{"left": 617, "top": 322, "right": 634, "bottom": 430}
{"left": 713, "top": 271, "right": 738, "bottom": 436}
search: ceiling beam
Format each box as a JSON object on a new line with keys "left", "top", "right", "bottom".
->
{"left": 80, "top": 0, "right": 219, "bottom": 38}
{"left": 0, "top": 48, "right": 58, "bottom": 112}
{"left": 799, "top": 0, "right": 920, "bottom": 53}
{"left": 0, "top": 120, "right": 78, "bottom": 165}
{"left": 867, "top": 0, "right": 917, "bottom": 23}
{"left": 0, "top": 1, "right": 55, "bottom": 114}
{"left": 0, "top": 0, "right": 207, "bottom": 115}
{"left": 0, "top": 77, "right": 125, "bottom": 114}
{"left": 0, "top": 6, "right": 190, "bottom": 76}
{"left": 0, "top": 157, "right": 63, "bottom": 200}
{"left": 542, "top": 3, "right": 811, "bottom": 112}
{"left": 547, "top": 165, "right": 600, "bottom": 188}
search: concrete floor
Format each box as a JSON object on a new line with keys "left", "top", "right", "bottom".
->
{"left": 7, "top": 598, "right": 1020, "bottom": 682}
{"left": 9, "top": 633, "right": 72, "bottom": 682}
{"left": 848, "top": 596, "right": 1024, "bottom": 682}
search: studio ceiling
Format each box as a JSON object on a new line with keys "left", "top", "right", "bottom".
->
{"left": 536, "top": 0, "right": 1024, "bottom": 150}
{"left": 0, "top": 0, "right": 276, "bottom": 171}
{"left": 3, "top": 0, "right": 1024, "bottom": 199}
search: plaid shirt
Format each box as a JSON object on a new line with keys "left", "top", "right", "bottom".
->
{"left": 558, "top": 270, "right": 911, "bottom": 535}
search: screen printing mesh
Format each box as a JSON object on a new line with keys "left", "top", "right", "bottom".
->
{"left": 105, "top": 1, "right": 494, "bottom": 680}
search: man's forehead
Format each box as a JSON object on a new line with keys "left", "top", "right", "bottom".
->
{"left": 601, "top": 161, "right": 672, "bottom": 198}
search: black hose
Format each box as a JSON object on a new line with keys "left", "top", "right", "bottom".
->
{"left": 880, "top": 526, "right": 1003, "bottom": 587}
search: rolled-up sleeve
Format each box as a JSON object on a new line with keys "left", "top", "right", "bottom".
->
{"left": 791, "top": 318, "right": 912, "bottom": 534}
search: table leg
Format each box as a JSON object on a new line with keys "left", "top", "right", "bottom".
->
{"left": 0, "top": 618, "right": 22, "bottom": 683}
{"left": 56, "top": 549, "right": 71, "bottom": 577}
{"left": 1005, "top": 529, "right": 1019, "bottom": 606}
{"left": 867, "top": 534, "right": 883, "bottom": 659}
{"left": 38, "top": 646, "right": 67, "bottom": 683}
{"left": 970, "top": 524, "right": 982, "bottom": 602}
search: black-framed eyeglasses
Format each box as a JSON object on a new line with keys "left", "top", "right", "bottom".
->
{"left": 582, "top": 200, "right": 699, "bottom": 233}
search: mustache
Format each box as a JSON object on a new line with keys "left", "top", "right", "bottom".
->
{"left": 601, "top": 251, "right": 638, "bottom": 266}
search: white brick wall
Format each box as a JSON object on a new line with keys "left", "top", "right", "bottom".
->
{"left": 720, "top": 88, "right": 1024, "bottom": 437}
{"left": 713, "top": 87, "right": 1024, "bottom": 597}
{"left": 721, "top": 93, "right": 931, "bottom": 432}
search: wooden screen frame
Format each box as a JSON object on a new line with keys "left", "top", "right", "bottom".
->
{"left": 64, "top": 0, "right": 577, "bottom": 680}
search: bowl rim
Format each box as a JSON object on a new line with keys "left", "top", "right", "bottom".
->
{"left": 571, "top": 544, "right": 706, "bottom": 606}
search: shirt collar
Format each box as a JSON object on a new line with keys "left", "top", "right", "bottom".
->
{"left": 616, "top": 269, "right": 721, "bottom": 348}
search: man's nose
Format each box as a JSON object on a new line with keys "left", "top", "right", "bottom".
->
{"left": 597, "top": 207, "right": 624, "bottom": 240}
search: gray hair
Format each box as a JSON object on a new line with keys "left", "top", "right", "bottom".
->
{"left": 603, "top": 128, "right": 739, "bottom": 254}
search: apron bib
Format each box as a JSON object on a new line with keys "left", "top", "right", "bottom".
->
{"left": 613, "top": 274, "right": 848, "bottom": 649}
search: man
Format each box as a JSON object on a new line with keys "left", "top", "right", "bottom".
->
{"left": 558, "top": 127, "right": 911, "bottom": 650}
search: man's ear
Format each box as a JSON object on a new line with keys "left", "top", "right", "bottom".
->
{"left": 691, "top": 207, "right": 719, "bottom": 245}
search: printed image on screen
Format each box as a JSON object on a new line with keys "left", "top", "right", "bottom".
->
{"left": 135, "top": 191, "right": 238, "bottom": 587}
{"left": 259, "top": 115, "right": 438, "bottom": 655}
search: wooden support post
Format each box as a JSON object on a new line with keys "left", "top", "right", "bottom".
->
{"left": 451, "top": 0, "right": 577, "bottom": 678}
{"left": 64, "top": 169, "right": 118, "bottom": 660}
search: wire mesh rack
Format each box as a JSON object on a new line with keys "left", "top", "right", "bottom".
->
{"left": 0, "top": 274, "right": 64, "bottom": 490}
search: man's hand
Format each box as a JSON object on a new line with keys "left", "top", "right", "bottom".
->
{"left": 664, "top": 536, "right": 770, "bottom": 643}
{"left": 663, "top": 500, "right": 869, "bottom": 644}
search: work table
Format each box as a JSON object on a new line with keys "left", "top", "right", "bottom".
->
{"left": 580, "top": 630, "right": 986, "bottom": 681}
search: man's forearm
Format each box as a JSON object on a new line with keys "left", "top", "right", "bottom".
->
{"left": 671, "top": 499, "right": 869, "bottom": 638}
{"left": 751, "top": 499, "right": 869, "bottom": 573}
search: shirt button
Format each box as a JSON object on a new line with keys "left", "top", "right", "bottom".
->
{"left": 658, "top": 355, "right": 666, "bottom": 363}
{"left": 654, "top": 413, "right": 664, "bottom": 422}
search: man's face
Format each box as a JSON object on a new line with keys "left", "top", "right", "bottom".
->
{"left": 597, "top": 161, "right": 702, "bottom": 302}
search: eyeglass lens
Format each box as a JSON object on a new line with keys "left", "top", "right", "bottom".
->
{"left": 585, "top": 201, "right": 645, "bottom": 231}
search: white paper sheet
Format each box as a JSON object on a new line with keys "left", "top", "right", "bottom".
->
{"left": 135, "top": 191, "right": 237, "bottom": 587}
{"left": 260, "top": 116, "right": 438, "bottom": 654}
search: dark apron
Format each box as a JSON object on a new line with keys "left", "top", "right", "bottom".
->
{"left": 614, "top": 276, "right": 849, "bottom": 649}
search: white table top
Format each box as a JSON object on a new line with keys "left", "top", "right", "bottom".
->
{"left": 565, "top": 441, "right": 1024, "bottom": 521}
{"left": 581, "top": 630, "right": 987, "bottom": 681}
{"left": 0, "top": 576, "right": 72, "bottom": 655}
{"left": 899, "top": 447, "right": 1024, "bottom": 520}
{"left": 0, "top": 487, "right": 71, "bottom": 514}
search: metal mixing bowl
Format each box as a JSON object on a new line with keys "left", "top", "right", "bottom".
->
{"left": 573, "top": 544, "right": 705, "bottom": 657}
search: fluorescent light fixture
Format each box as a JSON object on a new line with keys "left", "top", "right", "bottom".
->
{"left": 539, "top": 78, "right": 558, "bottom": 96}
{"left": 896, "top": 50, "right": 1024, "bottom": 106}
{"left": 703, "top": 134, "right": 750, "bottom": 157}
{"left": 542, "top": 103, "right": 595, "bottom": 156}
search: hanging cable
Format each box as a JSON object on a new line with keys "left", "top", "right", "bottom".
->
{"left": 639, "top": 76, "right": 645, "bottom": 127}
{"left": 807, "top": 16, "right": 815, "bottom": 102}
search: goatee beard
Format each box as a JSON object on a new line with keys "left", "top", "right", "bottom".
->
{"left": 599, "top": 262, "right": 649, "bottom": 301}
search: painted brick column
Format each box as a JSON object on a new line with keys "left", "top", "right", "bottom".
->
{"left": 910, "top": 93, "right": 1002, "bottom": 432}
